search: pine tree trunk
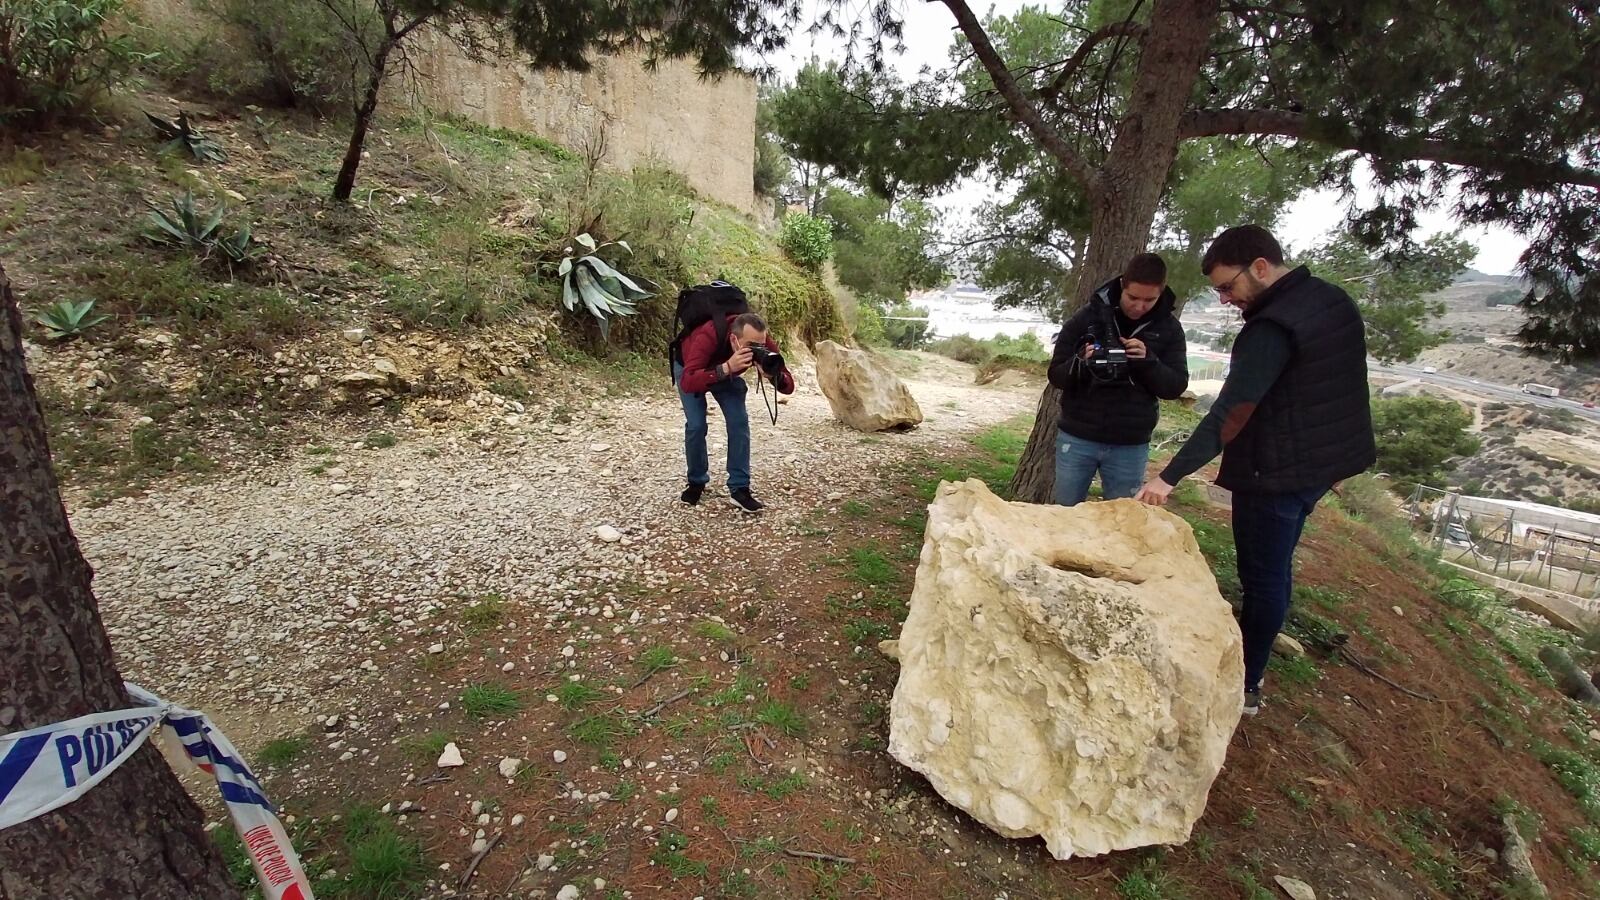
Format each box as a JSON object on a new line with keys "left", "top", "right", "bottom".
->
{"left": 0, "top": 265, "right": 241, "bottom": 899}
{"left": 332, "top": 39, "right": 396, "bottom": 202}
{"left": 1009, "top": 0, "right": 1219, "bottom": 503}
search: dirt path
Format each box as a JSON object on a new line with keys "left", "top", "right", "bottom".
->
{"left": 74, "top": 355, "right": 1038, "bottom": 746}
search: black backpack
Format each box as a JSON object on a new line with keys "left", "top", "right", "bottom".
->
{"left": 667, "top": 281, "right": 749, "bottom": 375}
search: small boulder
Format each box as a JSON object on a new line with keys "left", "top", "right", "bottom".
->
{"left": 1273, "top": 876, "right": 1317, "bottom": 900}
{"left": 595, "top": 526, "right": 623, "bottom": 544}
{"left": 499, "top": 757, "right": 522, "bottom": 779}
{"left": 1272, "top": 633, "right": 1306, "bottom": 657}
{"left": 814, "top": 340, "right": 923, "bottom": 432}
{"left": 436, "top": 742, "right": 464, "bottom": 768}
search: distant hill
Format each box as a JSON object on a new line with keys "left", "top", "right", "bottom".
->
{"left": 1452, "top": 268, "right": 1524, "bottom": 287}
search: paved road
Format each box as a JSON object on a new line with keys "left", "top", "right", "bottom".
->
{"left": 1376, "top": 362, "right": 1600, "bottom": 424}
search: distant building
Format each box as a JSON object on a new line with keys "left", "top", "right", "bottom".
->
{"left": 1436, "top": 494, "right": 1600, "bottom": 556}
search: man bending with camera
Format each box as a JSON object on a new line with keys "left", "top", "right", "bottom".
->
{"left": 674, "top": 311, "right": 794, "bottom": 512}
{"left": 1046, "top": 252, "right": 1189, "bottom": 506}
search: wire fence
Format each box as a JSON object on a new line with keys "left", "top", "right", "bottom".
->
{"left": 1407, "top": 485, "right": 1600, "bottom": 600}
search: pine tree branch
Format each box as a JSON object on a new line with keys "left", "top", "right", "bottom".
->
{"left": 938, "top": 0, "right": 1099, "bottom": 191}
{"left": 1039, "top": 22, "right": 1146, "bottom": 102}
{"left": 1177, "top": 108, "right": 1600, "bottom": 189}
{"left": 394, "top": 13, "right": 431, "bottom": 41}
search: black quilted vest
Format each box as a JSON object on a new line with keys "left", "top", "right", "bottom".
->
{"left": 1216, "top": 267, "right": 1377, "bottom": 493}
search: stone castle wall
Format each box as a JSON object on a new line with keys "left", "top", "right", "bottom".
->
{"left": 128, "top": 1, "right": 759, "bottom": 214}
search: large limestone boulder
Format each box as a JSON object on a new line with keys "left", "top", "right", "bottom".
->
{"left": 814, "top": 340, "right": 923, "bottom": 432}
{"left": 888, "top": 480, "right": 1243, "bottom": 860}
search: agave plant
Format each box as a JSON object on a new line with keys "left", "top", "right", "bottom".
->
{"left": 144, "top": 191, "right": 224, "bottom": 251}
{"left": 33, "top": 299, "right": 109, "bottom": 341}
{"left": 558, "top": 233, "right": 654, "bottom": 340}
{"left": 216, "top": 223, "right": 260, "bottom": 265}
{"left": 146, "top": 111, "right": 227, "bottom": 163}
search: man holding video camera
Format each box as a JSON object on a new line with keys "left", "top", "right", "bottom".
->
{"left": 1046, "top": 252, "right": 1189, "bottom": 506}
{"left": 674, "top": 310, "right": 795, "bottom": 512}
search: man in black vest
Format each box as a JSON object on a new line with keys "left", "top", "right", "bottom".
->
{"left": 1047, "top": 252, "right": 1189, "bottom": 505}
{"left": 1135, "top": 225, "right": 1376, "bottom": 717}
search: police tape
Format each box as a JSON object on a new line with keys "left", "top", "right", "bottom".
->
{"left": 0, "top": 683, "right": 314, "bottom": 900}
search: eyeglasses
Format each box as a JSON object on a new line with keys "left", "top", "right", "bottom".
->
{"left": 1214, "top": 268, "right": 1249, "bottom": 297}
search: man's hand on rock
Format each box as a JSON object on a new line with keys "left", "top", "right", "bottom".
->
{"left": 1135, "top": 477, "right": 1175, "bottom": 506}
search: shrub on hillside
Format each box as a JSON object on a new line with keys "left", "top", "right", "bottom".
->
{"left": 1371, "top": 394, "right": 1481, "bottom": 491}
{"left": 0, "top": 0, "right": 145, "bottom": 126}
{"left": 545, "top": 162, "right": 696, "bottom": 349}
{"left": 170, "top": 0, "right": 371, "bottom": 111}
{"left": 930, "top": 332, "right": 1049, "bottom": 366}
{"left": 853, "top": 301, "right": 886, "bottom": 346}
{"left": 928, "top": 334, "right": 991, "bottom": 365}
{"left": 780, "top": 213, "right": 832, "bottom": 272}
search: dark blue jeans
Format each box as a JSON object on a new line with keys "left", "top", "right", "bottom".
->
{"left": 1231, "top": 485, "right": 1328, "bottom": 691}
{"left": 674, "top": 363, "right": 750, "bottom": 491}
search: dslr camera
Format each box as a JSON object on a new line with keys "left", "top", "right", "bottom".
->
{"left": 1084, "top": 302, "right": 1129, "bottom": 381}
{"left": 747, "top": 344, "right": 785, "bottom": 378}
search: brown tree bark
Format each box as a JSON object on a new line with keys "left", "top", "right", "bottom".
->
{"left": 0, "top": 265, "right": 241, "bottom": 899}
{"left": 1006, "top": 0, "right": 1221, "bottom": 503}
{"left": 332, "top": 37, "right": 396, "bottom": 202}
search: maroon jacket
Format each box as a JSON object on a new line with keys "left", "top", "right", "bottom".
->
{"left": 677, "top": 315, "right": 796, "bottom": 395}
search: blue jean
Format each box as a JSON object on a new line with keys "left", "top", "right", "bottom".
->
{"left": 674, "top": 363, "right": 750, "bottom": 491}
{"left": 1232, "top": 486, "right": 1329, "bottom": 691}
{"left": 1053, "top": 429, "right": 1150, "bottom": 506}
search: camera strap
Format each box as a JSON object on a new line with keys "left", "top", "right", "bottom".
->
{"left": 756, "top": 369, "right": 779, "bottom": 425}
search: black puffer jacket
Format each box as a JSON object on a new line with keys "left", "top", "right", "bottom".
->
{"left": 1215, "top": 266, "right": 1376, "bottom": 492}
{"left": 1047, "top": 276, "right": 1189, "bottom": 446}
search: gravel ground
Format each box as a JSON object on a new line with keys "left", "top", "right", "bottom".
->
{"left": 73, "top": 356, "right": 1037, "bottom": 748}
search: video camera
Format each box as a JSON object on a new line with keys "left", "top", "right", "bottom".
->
{"left": 747, "top": 344, "right": 785, "bottom": 378}
{"left": 1084, "top": 301, "right": 1128, "bottom": 381}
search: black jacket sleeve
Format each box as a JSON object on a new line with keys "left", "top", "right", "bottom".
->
{"left": 1131, "top": 317, "right": 1189, "bottom": 400}
{"left": 1047, "top": 308, "right": 1094, "bottom": 390}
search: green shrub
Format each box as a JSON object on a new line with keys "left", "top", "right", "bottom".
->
{"left": 179, "top": 0, "right": 373, "bottom": 111}
{"left": 0, "top": 0, "right": 145, "bottom": 127}
{"left": 853, "top": 299, "right": 886, "bottom": 346}
{"left": 780, "top": 213, "right": 833, "bottom": 271}
{"left": 928, "top": 333, "right": 992, "bottom": 364}
{"left": 930, "top": 331, "right": 1049, "bottom": 367}
{"left": 1371, "top": 394, "right": 1480, "bottom": 490}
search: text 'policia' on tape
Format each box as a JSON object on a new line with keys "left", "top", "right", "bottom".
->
{"left": 0, "top": 683, "right": 314, "bottom": 900}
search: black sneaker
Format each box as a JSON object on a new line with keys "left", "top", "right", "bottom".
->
{"left": 681, "top": 483, "right": 705, "bottom": 506}
{"left": 1243, "top": 687, "right": 1262, "bottom": 717}
{"left": 729, "top": 488, "right": 765, "bottom": 513}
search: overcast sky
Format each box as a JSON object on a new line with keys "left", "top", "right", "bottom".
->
{"left": 755, "top": 1, "right": 1529, "bottom": 275}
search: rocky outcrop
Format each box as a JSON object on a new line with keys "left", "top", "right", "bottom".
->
{"left": 887, "top": 480, "right": 1243, "bottom": 859}
{"left": 814, "top": 340, "right": 923, "bottom": 432}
